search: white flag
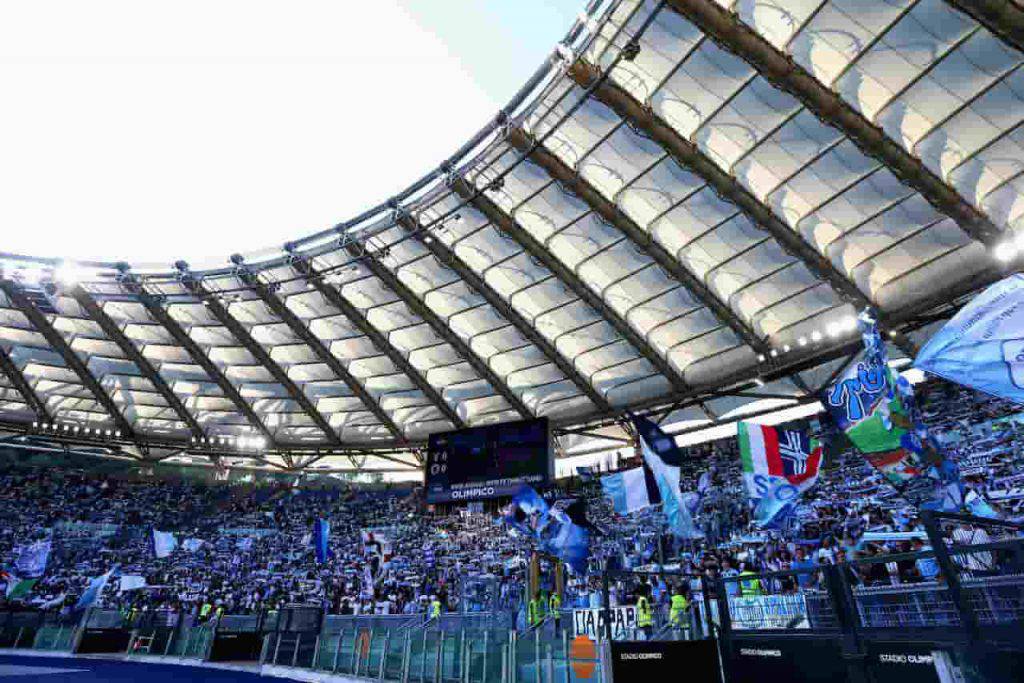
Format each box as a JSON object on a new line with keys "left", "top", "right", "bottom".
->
{"left": 152, "top": 530, "right": 178, "bottom": 558}
{"left": 118, "top": 575, "right": 148, "bottom": 593}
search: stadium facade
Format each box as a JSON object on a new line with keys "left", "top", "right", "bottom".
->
{"left": 0, "top": 0, "right": 1022, "bottom": 479}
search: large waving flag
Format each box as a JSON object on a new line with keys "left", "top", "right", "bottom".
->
{"left": 4, "top": 575, "right": 37, "bottom": 600}
{"left": 539, "top": 509, "right": 590, "bottom": 574}
{"left": 632, "top": 415, "right": 702, "bottom": 538}
{"left": 825, "top": 310, "right": 955, "bottom": 506}
{"left": 738, "top": 422, "right": 822, "bottom": 527}
{"left": 915, "top": 274, "right": 1024, "bottom": 404}
{"left": 503, "top": 486, "right": 591, "bottom": 573}
{"left": 14, "top": 539, "right": 51, "bottom": 578}
{"left": 600, "top": 467, "right": 657, "bottom": 514}
{"left": 313, "top": 518, "right": 330, "bottom": 564}
{"left": 182, "top": 538, "right": 205, "bottom": 553}
{"left": 118, "top": 575, "right": 148, "bottom": 593}
{"left": 75, "top": 566, "right": 116, "bottom": 611}
{"left": 152, "top": 530, "right": 177, "bottom": 559}
{"left": 824, "top": 312, "right": 926, "bottom": 484}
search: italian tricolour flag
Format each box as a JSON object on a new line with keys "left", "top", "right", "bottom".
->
{"left": 737, "top": 422, "right": 822, "bottom": 520}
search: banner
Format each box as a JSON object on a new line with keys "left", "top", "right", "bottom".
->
{"left": 118, "top": 575, "right": 148, "bottom": 593}
{"left": 700, "top": 594, "right": 810, "bottom": 630}
{"left": 728, "top": 595, "right": 810, "bottom": 630}
{"left": 738, "top": 422, "right": 821, "bottom": 527}
{"left": 823, "top": 311, "right": 946, "bottom": 504}
{"left": 152, "top": 530, "right": 177, "bottom": 558}
{"left": 573, "top": 605, "right": 638, "bottom": 640}
{"left": 182, "top": 538, "right": 205, "bottom": 553}
{"left": 915, "top": 273, "right": 1024, "bottom": 404}
{"left": 75, "top": 567, "right": 115, "bottom": 611}
{"left": 600, "top": 467, "right": 655, "bottom": 514}
{"left": 14, "top": 538, "right": 51, "bottom": 578}
{"left": 632, "top": 415, "right": 702, "bottom": 538}
{"left": 313, "top": 518, "right": 330, "bottom": 564}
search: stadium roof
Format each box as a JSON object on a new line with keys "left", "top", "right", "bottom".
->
{"left": 0, "top": 0, "right": 1022, "bottom": 476}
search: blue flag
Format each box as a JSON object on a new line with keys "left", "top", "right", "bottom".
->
{"left": 14, "top": 539, "right": 51, "bottom": 578}
{"left": 964, "top": 489, "right": 1001, "bottom": 519}
{"left": 538, "top": 506, "right": 590, "bottom": 574}
{"left": 601, "top": 467, "right": 655, "bottom": 514}
{"left": 632, "top": 415, "right": 703, "bottom": 539}
{"left": 75, "top": 566, "right": 115, "bottom": 611}
{"left": 512, "top": 486, "right": 549, "bottom": 515}
{"left": 313, "top": 518, "right": 330, "bottom": 564}
{"left": 152, "top": 530, "right": 177, "bottom": 558}
{"left": 824, "top": 310, "right": 953, "bottom": 507}
{"left": 916, "top": 274, "right": 1024, "bottom": 405}
{"left": 504, "top": 486, "right": 591, "bottom": 574}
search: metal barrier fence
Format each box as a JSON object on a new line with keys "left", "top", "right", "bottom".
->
{"left": 712, "top": 512, "right": 1024, "bottom": 683}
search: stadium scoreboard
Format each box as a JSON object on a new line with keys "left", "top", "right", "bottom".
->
{"left": 425, "top": 417, "right": 553, "bottom": 503}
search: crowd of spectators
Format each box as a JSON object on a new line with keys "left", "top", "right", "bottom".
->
{"left": 1, "top": 378, "right": 1021, "bottom": 622}
{"left": 572, "top": 379, "right": 1024, "bottom": 610}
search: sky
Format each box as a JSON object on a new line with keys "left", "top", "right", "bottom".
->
{"left": 0, "top": 0, "right": 584, "bottom": 267}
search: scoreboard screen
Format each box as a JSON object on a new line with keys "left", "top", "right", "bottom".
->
{"left": 425, "top": 418, "right": 552, "bottom": 503}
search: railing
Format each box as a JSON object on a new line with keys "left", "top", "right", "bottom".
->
{"left": 259, "top": 623, "right": 566, "bottom": 682}
{"left": 711, "top": 512, "right": 1024, "bottom": 682}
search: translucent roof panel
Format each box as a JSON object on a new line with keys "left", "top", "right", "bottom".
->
{"left": 0, "top": 0, "right": 1012, "bottom": 466}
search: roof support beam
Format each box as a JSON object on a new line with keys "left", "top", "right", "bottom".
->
{"left": 565, "top": 337, "right": 863, "bottom": 432}
{"left": 560, "top": 293, "right": 947, "bottom": 433}
{"left": 0, "top": 345, "right": 49, "bottom": 421}
{"left": 943, "top": 0, "right": 1024, "bottom": 54}
{"left": 69, "top": 286, "right": 203, "bottom": 438}
{"left": 289, "top": 256, "right": 466, "bottom": 429}
{"left": 233, "top": 263, "right": 406, "bottom": 442}
{"left": 118, "top": 272, "right": 278, "bottom": 445}
{"left": 450, "top": 175, "right": 689, "bottom": 392}
{"left": 69, "top": 286, "right": 205, "bottom": 440}
{"left": 567, "top": 61, "right": 921, "bottom": 359}
{"left": 0, "top": 280, "right": 136, "bottom": 438}
{"left": 567, "top": 61, "right": 870, "bottom": 311}
{"left": 664, "top": 0, "right": 1002, "bottom": 245}
{"left": 507, "top": 126, "right": 769, "bottom": 355}
{"left": 395, "top": 210, "right": 613, "bottom": 413}
{"left": 341, "top": 238, "right": 533, "bottom": 420}
{"left": 176, "top": 271, "right": 343, "bottom": 447}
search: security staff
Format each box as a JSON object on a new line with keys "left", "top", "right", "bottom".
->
{"left": 669, "top": 588, "right": 690, "bottom": 630}
{"left": 549, "top": 592, "right": 561, "bottom": 629}
{"left": 199, "top": 602, "right": 213, "bottom": 623}
{"left": 636, "top": 593, "right": 653, "bottom": 639}
{"left": 739, "top": 563, "right": 763, "bottom": 597}
{"left": 527, "top": 594, "right": 541, "bottom": 628}
{"left": 429, "top": 596, "right": 442, "bottom": 620}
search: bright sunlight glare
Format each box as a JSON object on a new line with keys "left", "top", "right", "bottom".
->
{"left": 0, "top": 0, "right": 582, "bottom": 267}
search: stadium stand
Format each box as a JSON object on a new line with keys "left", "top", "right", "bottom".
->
{"left": 3, "top": 0, "right": 1024, "bottom": 680}
{"left": 0, "top": 377, "right": 1022, "bottom": 682}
